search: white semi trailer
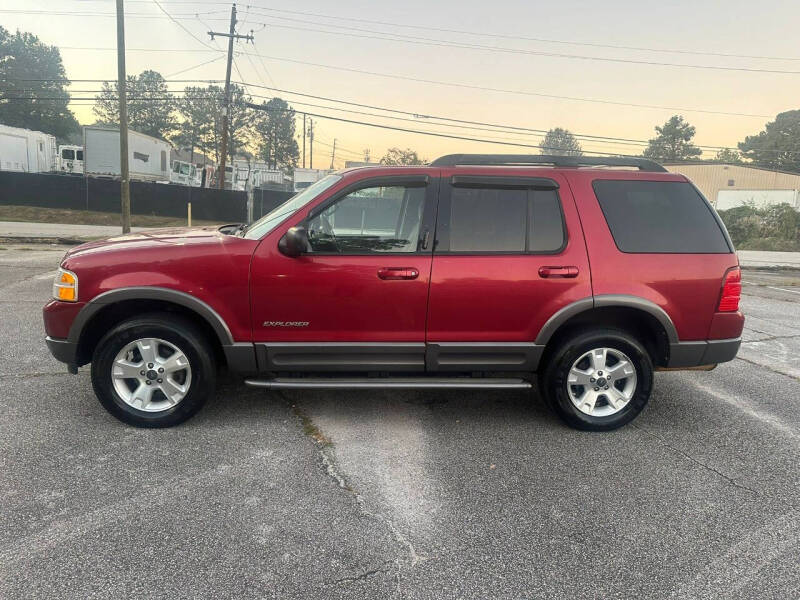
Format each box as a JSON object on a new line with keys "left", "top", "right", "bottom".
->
{"left": 83, "top": 126, "right": 170, "bottom": 182}
{"left": 0, "top": 124, "right": 57, "bottom": 172}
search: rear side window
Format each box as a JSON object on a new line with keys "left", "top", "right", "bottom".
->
{"left": 593, "top": 180, "right": 731, "bottom": 253}
{"left": 440, "top": 187, "right": 565, "bottom": 253}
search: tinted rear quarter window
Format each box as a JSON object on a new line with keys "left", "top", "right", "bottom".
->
{"left": 593, "top": 180, "right": 731, "bottom": 253}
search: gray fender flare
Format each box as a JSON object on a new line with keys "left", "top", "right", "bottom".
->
{"left": 67, "top": 286, "right": 235, "bottom": 346}
{"left": 534, "top": 294, "right": 679, "bottom": 345}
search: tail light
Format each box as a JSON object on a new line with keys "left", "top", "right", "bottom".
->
{"left": 718, "top": 267, "right": 741, "bottom": 312}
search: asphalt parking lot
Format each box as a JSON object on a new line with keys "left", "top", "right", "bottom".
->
{"left": 1, "top": 244, "right": 798, "bottom": 599}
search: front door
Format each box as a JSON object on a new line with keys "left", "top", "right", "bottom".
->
{"left": 425, "top": 172, "right": 592, "bottom": 371}
{"left": 250, "top": 174, "right": 438, "bottom": 372}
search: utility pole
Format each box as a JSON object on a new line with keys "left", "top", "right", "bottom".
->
{"left": 115, "top": 0, "right": 131, "bottom": 233}
{"left": 308, "top": 118, "right": 314, "bottom": 170}
{"left": 208, "top": 3, "right": 252, "bottom": 189}
{"left": 302, "top": 113, "right": 306, "bottom": 169}
{"left": 329, "top": 138, "right": 337, "bottom": 170}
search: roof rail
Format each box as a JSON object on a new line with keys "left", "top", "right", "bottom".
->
{"left": 429, "top": 154, "right": 667, "bottom": 172}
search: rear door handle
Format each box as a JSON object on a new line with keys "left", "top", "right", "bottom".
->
{"left": 538, "top": 266, "right": 579, "bottom": 278}
{"left": 378, "top": 267, "right": 419, "bottom": 280}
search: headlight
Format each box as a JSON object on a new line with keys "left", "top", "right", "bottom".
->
{"left": 53, "top": 267, "right": 78, "bottom": 302}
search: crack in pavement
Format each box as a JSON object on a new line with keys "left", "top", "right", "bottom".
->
{"left": 330, "top": 561, "right": 395, "bottom": 586}
{"left": 284, "top": 396, "right": 426, "bottom": 594}
{"left": 631, "top": 424, "right": 758, "bottom": 496}
{"left": 734, "top": 355, "right": 800, "bottom": 382}
{"left": 741, "top": 333, "right": 800, "bottom": 344}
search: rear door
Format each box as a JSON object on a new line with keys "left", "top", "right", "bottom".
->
{"left": 425, "top": 171, "right": 591, "bottom": 371}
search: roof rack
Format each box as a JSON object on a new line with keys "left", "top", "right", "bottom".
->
{"left": 429, "top": 154, "right": 667, "bottom": 172}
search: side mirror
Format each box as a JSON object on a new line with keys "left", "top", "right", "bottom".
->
{"left": 278, "top": 226, "right": 309, "bottom": 258}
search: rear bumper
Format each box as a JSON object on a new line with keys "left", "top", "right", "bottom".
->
{"left": 45, "top": 336, "right": 78, "bottom": 372}
{"left": 667, "top": 338, "right": 741, "bottom": 368}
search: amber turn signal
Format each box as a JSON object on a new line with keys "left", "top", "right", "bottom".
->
{"left": 53, "top": 268, "right": 78, "bottom": 302}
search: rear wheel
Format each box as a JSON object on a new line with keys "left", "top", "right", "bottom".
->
{"left": 540, "top": 328, "right": 653, "bottom": 431}
{"left": 90, "top": 313, "right": 216, "bottom": 427}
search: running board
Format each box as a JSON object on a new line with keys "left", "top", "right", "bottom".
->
{"left": 244, "top": 377, "right": 532, "bottom": 390}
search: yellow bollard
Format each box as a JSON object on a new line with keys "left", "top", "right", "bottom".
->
{"left": 187, "top": 202, "right": 192, "bottom": 227}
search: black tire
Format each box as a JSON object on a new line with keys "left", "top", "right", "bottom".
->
{"left": 90, "top": 313, "right": 216, "bottom": 427}
{"left": 539, "top": 327, "right": 653, "bottom": 431}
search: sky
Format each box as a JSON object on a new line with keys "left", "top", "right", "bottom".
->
{"left": 3, "top": 0, "right": 800, "bottom": 168}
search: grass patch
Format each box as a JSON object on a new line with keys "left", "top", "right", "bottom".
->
{"left": 0, "top": 205, "right": 220, "bottom": 228}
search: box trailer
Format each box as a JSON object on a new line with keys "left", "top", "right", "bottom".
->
{"left": 84, "top": 126, "right": 170, "bottom": 182}
{"left": 0, "top": 124, "right": 57, "bottom": 172}
{"left": 293, "top": 168, "right": 331, "bottom": 192}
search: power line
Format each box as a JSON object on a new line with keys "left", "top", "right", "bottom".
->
{"left": 237, "top": 53, "right": 771, "bottom": 118}
{"left": 0, "top": 78, "right": 771, "bottom": 151}
{"left": 7, "top": 7, "right": 800, "bottom": 74}
{"left": 0, "top": 75, "right": 771, "bottom": 147}
{"left": 241, "top": 16, "right": 800, "bottom": 75}
{"left": 1, "top": 49, "right": 773, "bottom": 118}
{"left": 54, "top": 2, "right": 800, "bottom": 63}
{"left": 244, "top": 102, "right": 652, "bottom": 157}
{"left": 242, "top": 5, "right": 800, "bottom": 63}
{"left": 150, "top": 0, "right": 220, "bottom": 50}
{"left": 165, "top": 55, "right": 226, "bottom": 77}
{"left": 60, "top": 46, "right": 221, "bottom": 53}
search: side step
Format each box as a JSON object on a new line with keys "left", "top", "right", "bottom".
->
{"left": 244, "top": 377, "right": 532, "bottom": 390}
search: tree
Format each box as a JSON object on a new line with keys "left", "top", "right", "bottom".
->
{"left": 226, "top": 85, "right": 256, "bottom": 163}
{"left": 253, "top": 97, "right": 299, "bottom": 170}
{"left": 380, "top": 147, "right": 426, "bottom": 165}
{"left": 171, "top": 84, "right": 256, "bottom": 166}
{"left": 541, "top": 128, "right": 582, "bottom": 156}
{"left": 714, "top": 148, "right": 743, "bottom": 164}
{"left": 172, "top": 86, "right": 218, "bottom": 162}
{"left": 0, "top": 26, "right": 79, "bottom": 140}
{"left": 93, "top": 70, "right": 176, "bottom": 139}
{"left": 738, "top": 110, "right": 800, "bottom": 172}
{"left": 642, "top": 115, "right": 702, "bottom": 161}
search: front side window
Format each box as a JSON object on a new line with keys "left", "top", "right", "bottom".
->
{"left": 306, "top": 185, "right": 426, "bottom": 253}
{"left": 76, "top": 150, "right": 83, "bottom": 161}
{"left": 438, "top": 186, "right": 565, "bottom": 253}
{"left": 244, "top": 174, "right": 342, "bottom": 239}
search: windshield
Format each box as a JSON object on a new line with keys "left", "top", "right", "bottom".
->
{"left": 243, "top": 174, "right": 342, "bottom": 240}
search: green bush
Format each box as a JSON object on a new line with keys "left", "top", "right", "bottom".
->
{"left": 717, "top": 202, "right": 799, "bottom": 251}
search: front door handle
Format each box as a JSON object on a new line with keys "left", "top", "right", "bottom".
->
{"left": 538, "top": 266, "right": 579, "bottom": 278}
{"left": 378, "top": 267, "right": 419, "bottom": 280}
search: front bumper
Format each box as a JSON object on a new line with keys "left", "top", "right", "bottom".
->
{"left": 45, "top": 336, "right": 78, "bottom": 373}
{"left": 667, "top": 338, "right": 741, "bottom": 368}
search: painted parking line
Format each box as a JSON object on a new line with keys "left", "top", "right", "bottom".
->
{"left": 767, "top": 286, "right": 800, "bottom": 295}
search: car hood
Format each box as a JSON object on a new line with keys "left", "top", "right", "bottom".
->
{"left": 63, "top": 226, "right": 231, "bottom": 259}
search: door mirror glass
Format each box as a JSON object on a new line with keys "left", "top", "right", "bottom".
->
{"left": 278, "top": 227, "right": 310, "bottom": 257}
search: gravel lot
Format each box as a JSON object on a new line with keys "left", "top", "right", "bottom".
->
{"left": 1, "top": 244, "right": 798, "bottom": 599}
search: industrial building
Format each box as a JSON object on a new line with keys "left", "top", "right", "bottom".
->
{"left": 664, "top": 162, "right": 800, "bottom": 209}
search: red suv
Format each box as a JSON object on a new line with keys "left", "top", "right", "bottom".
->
{"left": 43, "top": 154, "right": 744, "bottom": 430}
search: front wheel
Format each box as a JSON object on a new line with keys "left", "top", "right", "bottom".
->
{"left": 539, "top": 328, "right": 653, "bottom": 431}
{"left": 90, "top": 313, "right": 216, "bottom": 427}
